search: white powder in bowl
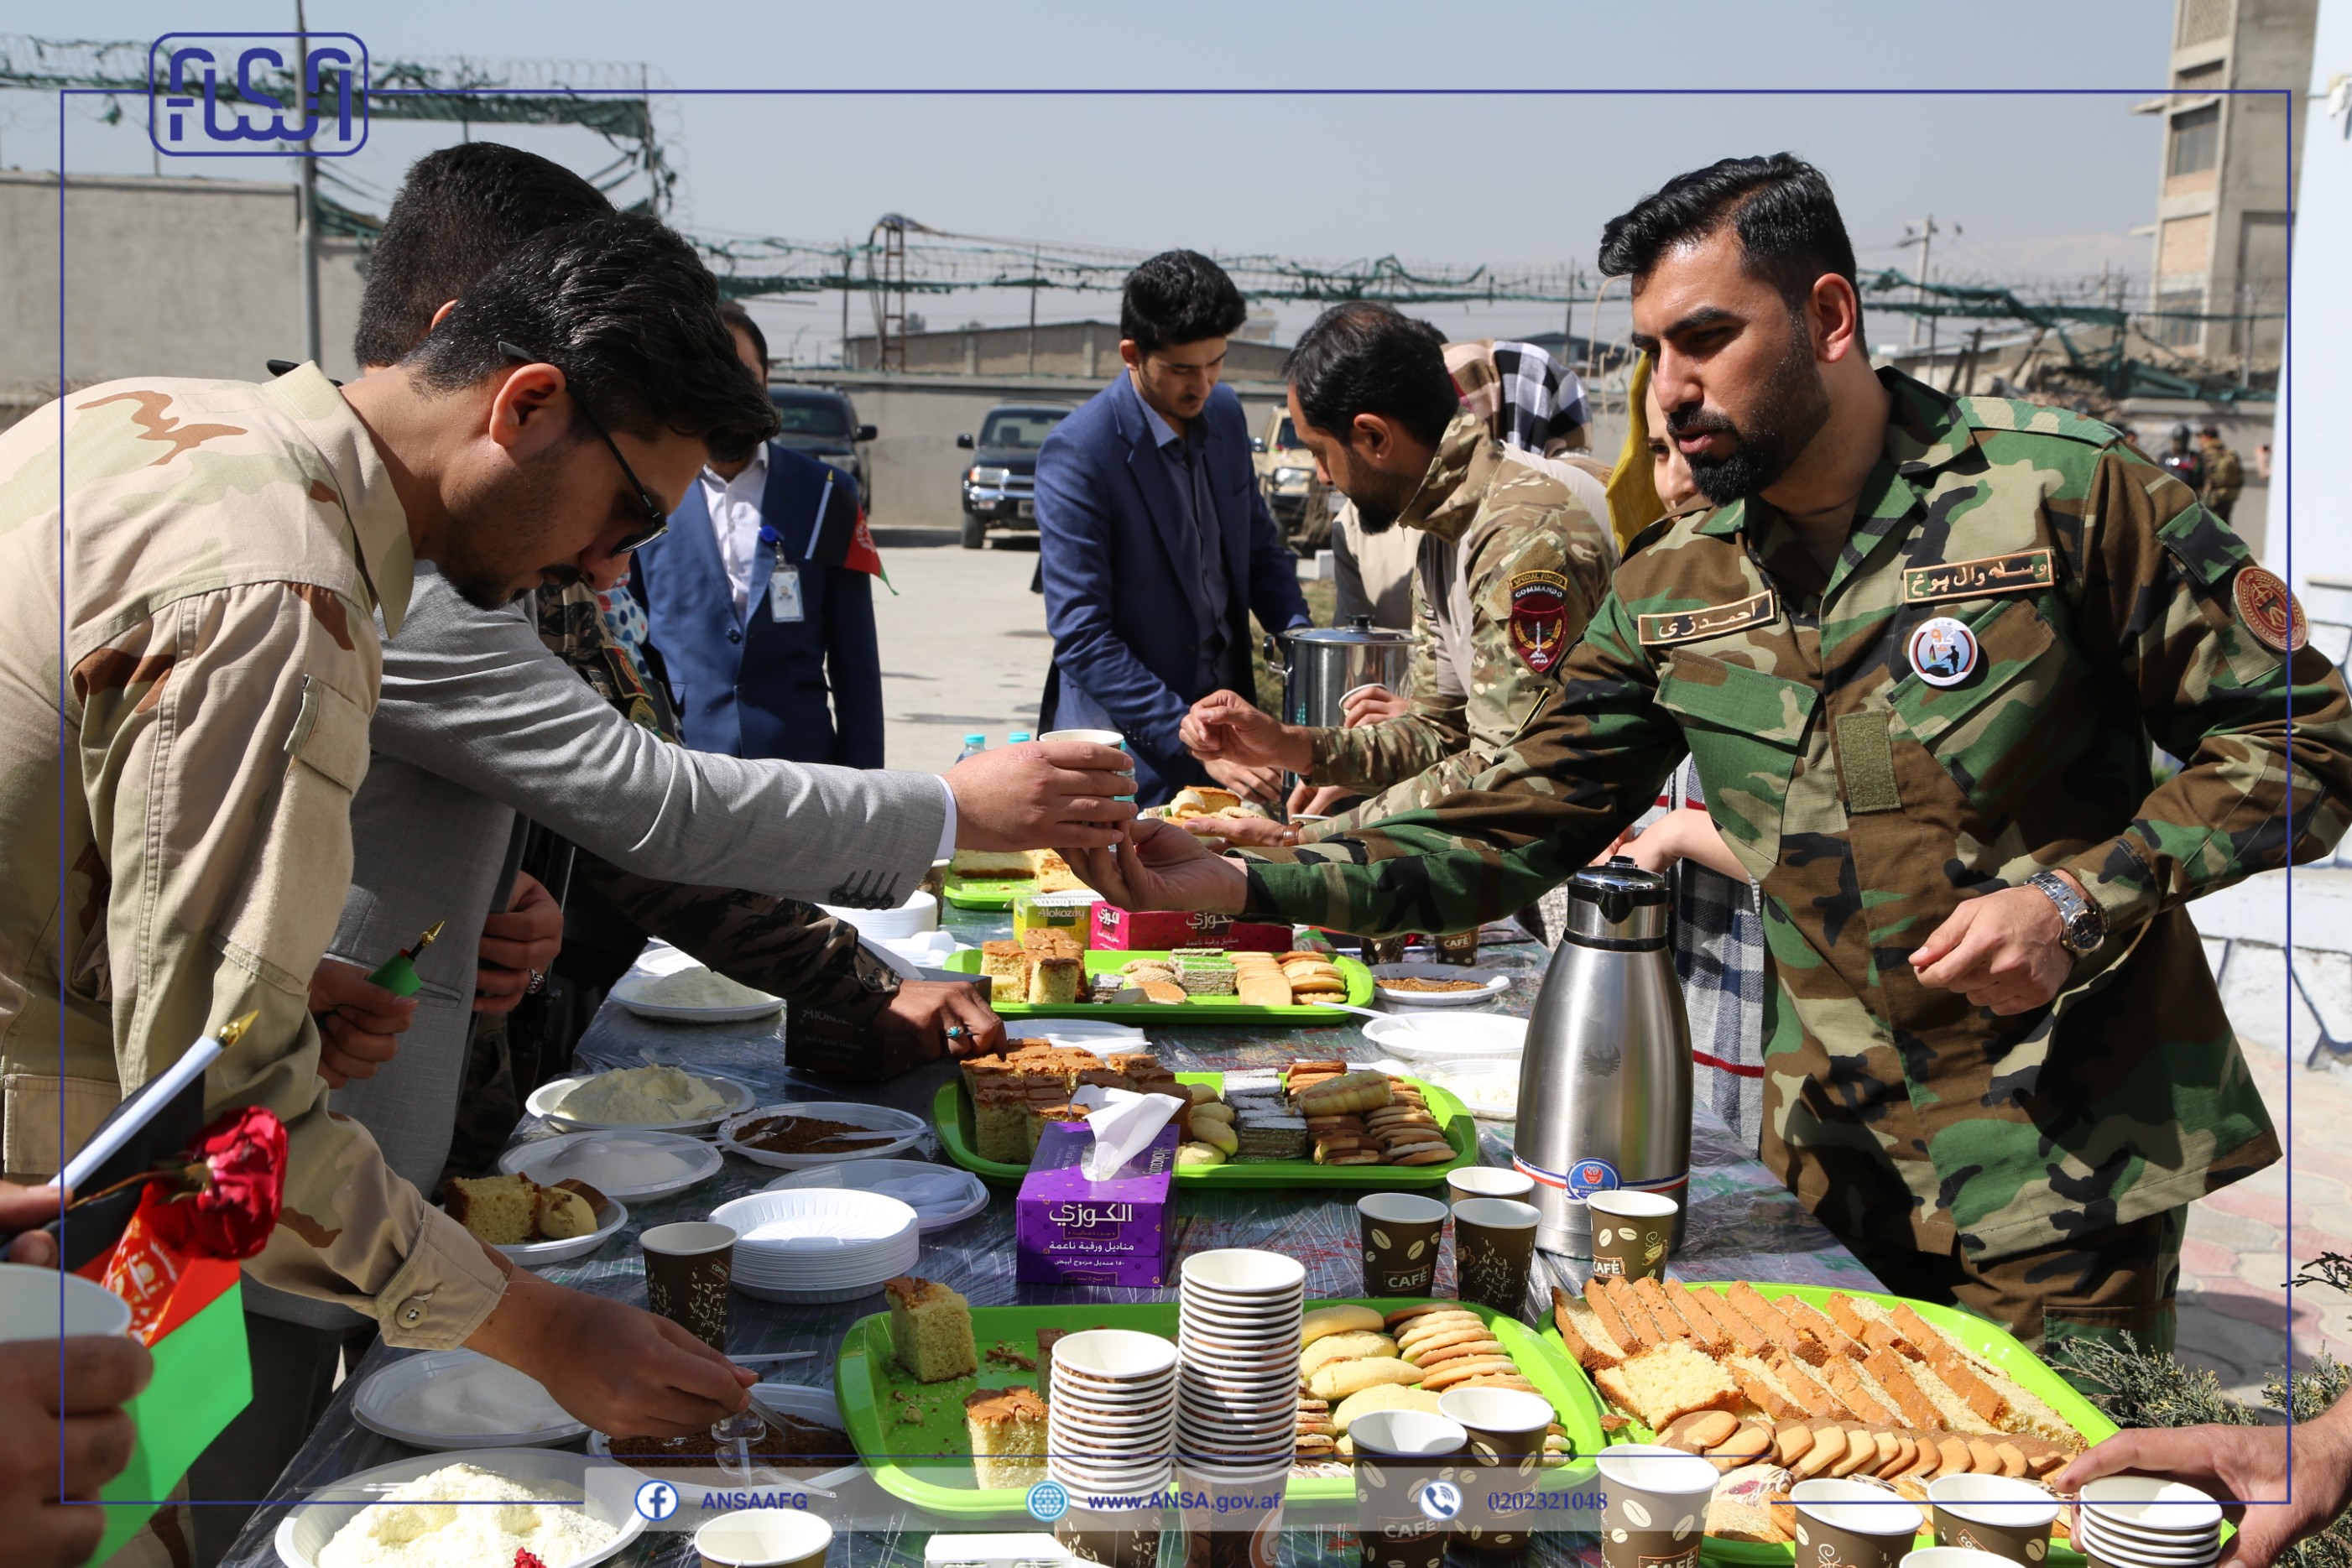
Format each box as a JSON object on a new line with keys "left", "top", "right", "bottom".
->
{"left": 374, "top": 1362, "right": 573, "bottom": 1438}
{"left": 555, "top": 1065, "right": 729, "bottom": 1126}
{"left": 630, "top": 966, "right": 777, "bottom": 1010}
{"left": 531, "top": 1135, "right": 707, "bottom": 1191}
{"left": 316, "top": 1462, "right": 615, "bottom": 1568}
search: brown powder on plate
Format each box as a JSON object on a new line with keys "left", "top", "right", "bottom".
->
{"left": 733, "top": 1114, "right": 898, "bottom": 1154}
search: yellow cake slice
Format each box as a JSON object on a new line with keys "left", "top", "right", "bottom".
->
{"left": 965, "top": 1386, "right": 1049, "bottom": 1488}
{"left": 886, "top": 1275, "right": 977, "bottom": 1383}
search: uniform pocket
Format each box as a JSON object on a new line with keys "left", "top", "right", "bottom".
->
{"left": 1886, "top": 594, "right": 2082, "bottom": 817}
{"left": 1652, "top": 651, "right": 1818, "bottom": 882}
{"left": 216, "top": 675, "right": 371, "bottom": 995}
{"left": 3, "top": 1071, "right": 123, "bottom": 1180}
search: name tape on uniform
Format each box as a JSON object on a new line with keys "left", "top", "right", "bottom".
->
{"left": 1635, "top": 588, "right": 1776, "bottom": 649}
{"left": 1900, "top": 548, "right": 2054, "bottom": 605}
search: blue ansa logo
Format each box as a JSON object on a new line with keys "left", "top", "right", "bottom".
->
{"left": 149, "top": 34, "right": 368, "bottom": 156}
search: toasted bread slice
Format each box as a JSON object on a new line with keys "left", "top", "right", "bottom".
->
{"left": 1764, "top": 1348, "right": 1854, "bottom": 1422}
{"left": 1864, "top": 1349, "right": 1947, "bottom": 1431}
{"left": 1820, "top": 1357, "right": 1899, "bottom": 1425}
{"left": 1781, "top": 1297, "right": 1865, "bottom": 1361}
{"left": 1591, "top": 1341, "right": 1743, "bottom": 1431}
{"left": 1601, "top": 1274, "right": 1670, "bottom": 1352}
{"left": 1729, "top": 1282, "right": 1821, "bottom": 1365}
{"left": 1551, "top": 1288, "right": 1629, "bottom": 1371}
{"left": 1687, "top": 1285, "right": 1768, "bottom": 1357}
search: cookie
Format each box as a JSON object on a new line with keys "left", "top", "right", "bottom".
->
{"left": 1415, "top": 1338, "right": 1509, "bottom": 1369}
{"left": 1301, "top": 1304, "right": 1386, "bottom": 1345}
{"left": 1389, "top": 1146, "right": 1458, "bottom": 1166}
{"left": 1307, "top": 1356, "right": 1425, "bottom": 1401}
{"left": 1301, "top": 1331, "right": 1399, "bottom": 1376}
{"left": 1419, "top": 1357, "right": 1520, "bottom": 1392}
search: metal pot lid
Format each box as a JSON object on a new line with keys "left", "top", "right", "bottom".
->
{"left": 1566, "top": 857, "right": 1671, "bottom": 908}
{"left": 1285, "top": 615, "right": 1413, "bottom": 645}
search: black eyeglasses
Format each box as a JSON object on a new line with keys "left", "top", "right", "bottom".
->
{"left": 499, "top": 340, "right": 670, "bottom": 554}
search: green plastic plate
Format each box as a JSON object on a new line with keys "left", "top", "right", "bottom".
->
{"left": 1546, "top": 1280, "right": 2120, "bottom": 1565}
{"left": 944, "top": 948, "right": 1374, "bottom": 1020}
{"left": 836, "top": 1298, "right": 1605, "bottom": 1519}
{"left": 934, "top": 1071, "right": 1476, "bottom": 1188}
{"left": 941, "top": 873, "right": 1027, "bottom": 911}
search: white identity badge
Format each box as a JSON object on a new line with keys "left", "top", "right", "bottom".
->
{"left": 1906, "top": 615, "right": 1979, "bottom": 688}
{"left": 769, "top": 563, "right": 805, "bottom": 623}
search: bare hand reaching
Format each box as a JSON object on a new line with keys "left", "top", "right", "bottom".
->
{"left": 475, "top": 870, "right": 563, "bottom": 1014}
{"left": 465, "top": 1274, "right": 754, "bottom": 1437}
{"left": 1340, "top": 684, "right": 1409, "bottom": 727}
{"left": 310, "top": 958, "right": 418, "bottom": 1087}
{"left": 1065, "top": 817, "right": 1249, "bottom": 916}
{"left": 1181, "top": 691, "right": 1311, "bottom": 774}
{"left": 1181, "top": 814, "right": 1298, "bottom": 848}
{"left": 1203, "top": 756, "right": 1286, "bottom": 805}
{"left": 950, "top": 740, "right": 1137, "bottom": 852}
{"left": 2056, "top": 1404, "right": 2352, "bottom": 1568}
{"left": 878, "top": 979, "right": 1005, "bottom": 1060}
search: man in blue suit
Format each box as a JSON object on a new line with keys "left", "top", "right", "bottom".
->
{"left": 1035, "top": 250, "right": 1310, "bottom": 805}
{"left": 634, "top": 304, "right": 887, "bottom": 767}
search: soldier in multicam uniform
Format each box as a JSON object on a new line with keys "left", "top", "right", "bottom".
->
{"left": 1077, "top": 156, "right": 2352, "bottom": 1351}
{"left": 1181, "top": 304, "right": 1614, "bottom": 845}
{"left": 2199, "top": 424, "right": 2245, "bottom": 525}
{"left": 0, "top": 215, "right": 783, "bottom": 1447}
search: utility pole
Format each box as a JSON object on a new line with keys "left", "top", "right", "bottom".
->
{"left": 1027, "top": 246, "right": 1039, "bottom": 378}
{"left": 294, "top": 0, "right": 321, "bottom": 366}
{"left": 1903, "top": 215, "right": 1937, "bottom": 350}
{"left": 839, "top": 243, "right": 850, "bottom": 368}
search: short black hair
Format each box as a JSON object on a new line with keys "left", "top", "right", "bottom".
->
{"left": 720, "top": 300, "right": 769, "bottom": 375}
{"left": 1284, "top": 303, "right": 1459, "bottom": 449}
{"left": 1120, "top": 249, "right": 1247, "bottom": 355}
{"left": 2198, "top": 424, "right": 2221, "bottom": 437}
{"left": 405, "top": 213, "right": 779, "bottom": 462}
{"left": 1598, "top": 154, "right": 1859, "bottom": 321}
{"left": 354, "top": 142, "right": 614, "bottom": 366}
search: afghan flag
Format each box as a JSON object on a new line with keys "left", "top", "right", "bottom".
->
{"left": 803, "top": 469, "right": 891, "bottom": 590}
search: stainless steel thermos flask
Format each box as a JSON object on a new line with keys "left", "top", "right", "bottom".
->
{"left": 1512, "top": 858, "right": 1692, "bottom": 1257}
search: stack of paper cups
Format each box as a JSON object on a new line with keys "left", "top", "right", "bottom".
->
{"left": 1046, "top": 1328, "right": 1179, "bottom": 1506}
{"left": 1175, "top": 1248, "right": 1305, "bottom": 1467}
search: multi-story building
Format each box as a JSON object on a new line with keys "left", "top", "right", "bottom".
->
{"left": 2140, "top": 0, "right": 2315, "bottom": 369}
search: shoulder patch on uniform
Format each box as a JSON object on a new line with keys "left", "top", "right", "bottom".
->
{"left": 1957, "top": 395, "right": 2121, "bottom": 447}
{"left": 2232, "top": 566, "right": 2308, "bottom": 654}
{"left": 1900, "top": 548, "right": 2055, "bottom": 604}
{"left": 1636, "top": 589, "right": 1776, "bottom": 648}
{"left": 1507, "top": 570, "right": 1572, "bottom": 674}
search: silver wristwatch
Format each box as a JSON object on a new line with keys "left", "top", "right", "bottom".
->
{"left": 2027, "top": 871, "right": 2105, "bottom": 957}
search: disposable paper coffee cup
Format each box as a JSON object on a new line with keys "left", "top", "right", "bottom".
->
{"left": 1928, "top": 1474, "right": 2062, "bottom": 1563}
{"left": 1447, "top": 1167, "right": 1535, "bottom": 1206}
{"left": 1595, "top": 1444, "right": 1720, "bottom": 1568}
{"left": 1906, "top": 1550, "right": 2026, "bottom": 1568}
{"left": 696, "top": 1508, "right": 833, "bottom": 1568}
{"left": 1588, "top": 1189, "right": 1679, "bottom": 1282}
{"left": 1040, "top": 728, "right": 1128, "bottom": 749}
{"left": 1791, "top": 1477, "right": 1927, "bottom": 1568}
{"left": 1359, "top": 1192, "right": 1447, "bottom": 1297}
{"left": 1451, "top": 1198, "right": 1540, "bottom": 1316}
{"left": 1440, "top": 1386, "right": 1555, "bottom": 1556}
{"left": 640, "top": 1222, "right": 736, "bottom": 1351}
{"left": 0, "top": 1262, "right": 133, "bottom": 1341}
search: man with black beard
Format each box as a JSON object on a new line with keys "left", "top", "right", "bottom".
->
{"left": 1074, "top": 154, "right": 2352, "bottom": 1353}
{"left": 1176, "top": 303, "right": 1614, "bottom": 844}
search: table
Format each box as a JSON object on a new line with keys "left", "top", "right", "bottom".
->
{"left": 222, "top": 908, "right": 1877, "bottom": 1568}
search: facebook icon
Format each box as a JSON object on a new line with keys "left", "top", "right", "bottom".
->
{"left": 148, "top": 34, "right": 368, "bottom": 157}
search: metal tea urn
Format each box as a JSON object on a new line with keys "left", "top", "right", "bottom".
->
{"left": 1264, "top": 617, "right": 1414, "bottom": 730}
{"left": 1513, "top": 858, "right": 1692, "bottom": 1258}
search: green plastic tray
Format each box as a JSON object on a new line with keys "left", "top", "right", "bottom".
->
{"left": 934, "top": 1071, "right": 1477, "bottom": 1188}
{"left": 1547, "top": 1280, "right": 2120, "bottom": 1565}
{"left": 941, "top": 873, "right": 1028, "bottom": 911}
{"left": 945, "top": 948, "right": 1374, "bottom": 1020}
{"left": 836, "top": 1297, "right": 1604, "bottom": 1519}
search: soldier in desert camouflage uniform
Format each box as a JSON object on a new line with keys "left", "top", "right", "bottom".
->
{"left": 1079, "top": 157, "right": 2352, "bottom": 1349}
{"left": 0, "top": 216, "right": 781, "bottom": 1441}
{"left": 1183, "top": 304, "right": 1614, "bottom": 842}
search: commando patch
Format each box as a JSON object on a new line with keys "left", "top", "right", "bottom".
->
{"left": 2232, "top": 565, "right": 2308, "bottom": 654}
{"left": 1507, "top": 570, "right": 1572, "bottom": 674}
{"left": 1900, "top": 547, "right": 2054, "bottom": 604}
{"left": 1635, "top": 588, "right": 1776, "bottom": 648}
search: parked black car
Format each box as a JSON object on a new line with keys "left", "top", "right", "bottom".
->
{"left": 956, "top": 404, "right": 1073, "bottom": 549}
{"left": 769, "top": 385, "right": 878, "bottom": 507}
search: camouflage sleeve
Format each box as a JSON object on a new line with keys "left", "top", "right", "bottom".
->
{"left": 1303, "top": 504, "right": 1600, "bottom": 840}
{"left": 572, "top": 856, "right": 898, "bottom": 1024}
{"left": 1306, "top": 571, "right": 1467, "bottom": 792}
{"left": 77, "top": 585, "right": 508, "bottom": 1348}
{"left": 1239, "top": 589, "right": 1686, "bottom": 934}
{"left": 2055, "top": 450, "right": 2352, "bottom": 931}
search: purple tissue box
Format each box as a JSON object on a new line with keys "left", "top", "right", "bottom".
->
{"left": 1014, "top": 1120, "right": 1179, "bottom": 1287}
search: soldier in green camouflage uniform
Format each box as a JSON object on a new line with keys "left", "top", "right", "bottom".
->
{"left": 1082, "top": 159, "right": 2352, "bottom": 1349}
{"left": 1184, "top": 305, "right": 1614, "bottom": 841}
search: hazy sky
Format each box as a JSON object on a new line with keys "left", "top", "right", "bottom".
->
{"left": 5, "top": 0, "right": 2210, "bottom": 356}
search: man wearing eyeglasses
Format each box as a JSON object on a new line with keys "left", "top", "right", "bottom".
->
{"left": 0, "top": 215, "right": 788, "bottom": 1460}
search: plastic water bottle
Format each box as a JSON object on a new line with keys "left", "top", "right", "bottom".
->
{"left": 1007, "top": 732, "right": 1033, "bottom": 743}
{"left": 954, "top": 734, "right": 988, "bottom": 766}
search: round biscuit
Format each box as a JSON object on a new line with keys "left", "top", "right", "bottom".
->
{"left": 1413, "top": 1338, "right": 1509, "bottom": 1368}
{"left": 1419, "top": 1356, "right": 1521, "bottom": 1391}
{"left": 1399, "top": 1322, "right": 1495, "bottom": 1357}
{"left": 1390, "top": 1147, "right": 1458, "bottom": 1166}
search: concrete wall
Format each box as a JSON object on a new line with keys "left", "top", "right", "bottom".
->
{"left": 844, "top": 319, "right": 1291, "bottom": 380}
{"left": 0, "top": 170, "right": 366, "bottom": 424}
{"left": 783, "top": 370, "right": 1290, "bottom": 532}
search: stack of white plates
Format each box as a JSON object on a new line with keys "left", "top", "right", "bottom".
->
{"left": 817, "top": 889, "right": 939, "bottom": 939}
{"left": 1046, "top": 1328, "right": 1179, "bottom": 1504}
{"left": 1174, "top": 1249, "right": 1303, "bottom": 1470}
{"left": 761, "top": 1159, "right": 988, "bottom": 1234}
{"left": 1418, "top": 1056, "right": 1523, "bottom": 1120}
{"left": 709, "top": 1189, "right": 920, "bottom": 1305}
{"left": 1361, "top": 1013, "right": 1529, "bottom": 1062}
{"left": 2074, "top": 1478, "right": 2224, "bottom": 1568}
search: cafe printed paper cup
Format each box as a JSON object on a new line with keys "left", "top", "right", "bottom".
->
{"left": 1927, "top": 1474, "right": 2062, "bottom": 1564}
{"left": 1440, "top": 1386, "right": 1555, "bottom": 1555}
{"left": 1588, "top": 1189, "right": 1679, "bottom": 1282}
{"left": 1594, "top": 1445, "right": 1721, "bottom": 1568}
{"left": 696, "top": 1508, "right": 832, "bottom": 1568}
{"left": 1450, "top": 1198, "right": 1539, "bottom": 1316}
{"left": 640, "top": 1222, "right": 735, "bottom": 1351}
{"left": 1359, "top": 1193, "right": 1447, "bottom": 1297}
{"left": 1791, "top": 1477, "right": 1928, "bottom": 1568}
{"left": 1446, "top": 1167, "right": 1535, "bottom": 1206}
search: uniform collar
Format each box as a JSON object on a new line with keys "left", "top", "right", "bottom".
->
{"left": 1396, "top": 411, "right": 1494, "bottom": 544}
{"left": 1693, "top": 367, "right": 1978, "bottom": 542}
{"left": 261, "top": 362, "right": 416, "bottom": 635}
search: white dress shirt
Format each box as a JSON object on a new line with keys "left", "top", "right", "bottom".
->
{"left": 700, "top": 443, "right": 771, "bottom": 619}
